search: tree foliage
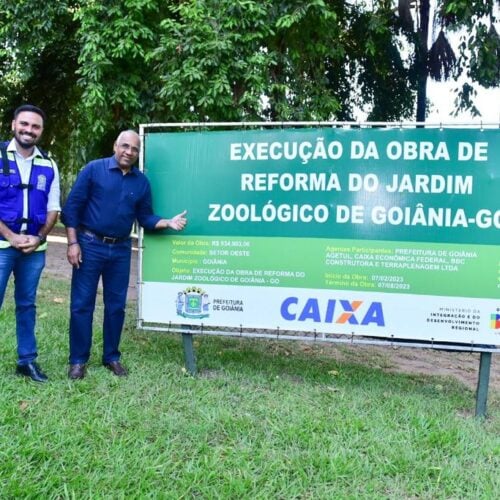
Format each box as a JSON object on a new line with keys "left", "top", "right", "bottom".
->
{"left": 395, "top": 0, "right": 500, "bottom": 120}
{"left": 0, "top": 0, "right": 498, "bottom": 188}
{"left": 0, "top": 1, "right": 80, "bottom": 167}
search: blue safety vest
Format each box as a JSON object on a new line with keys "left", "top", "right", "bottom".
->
{"left": 0, "top": 141, "right": 55, "bottom": 236}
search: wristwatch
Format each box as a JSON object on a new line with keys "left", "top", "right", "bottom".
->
{"left": 38, "top": 234, "right": 47, "bottom": 244}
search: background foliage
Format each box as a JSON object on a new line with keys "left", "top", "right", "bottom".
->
{"left": 0, "top": 0, "right": 498, "bottom": 194}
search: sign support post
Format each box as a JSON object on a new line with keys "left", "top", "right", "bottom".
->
{"left": 475, "top": 352, "right": 492, "bottom": 417}
{"left": 182, "top": 327, "right": 197, "bottom": 375}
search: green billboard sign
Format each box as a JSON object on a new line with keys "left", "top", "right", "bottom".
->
{"left": 140, "top": 126, "right": 500, "bottom": 346}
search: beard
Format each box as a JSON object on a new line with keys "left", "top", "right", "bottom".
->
{"left": 14, "top": 130, "right": 38, "bottom": 149}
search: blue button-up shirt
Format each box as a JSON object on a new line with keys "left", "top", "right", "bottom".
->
{"left": 61, "top": 156, "right": 161, "bottom": 238}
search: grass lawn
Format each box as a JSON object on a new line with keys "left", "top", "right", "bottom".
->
{"left": 0, "top": 277, "right": 498, "bottom": 498}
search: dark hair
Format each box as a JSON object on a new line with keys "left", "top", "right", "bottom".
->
{"left": 13, "top": 104, "right": 46, "bottom": 124}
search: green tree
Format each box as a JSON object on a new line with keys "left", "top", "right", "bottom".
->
{"left": 396, "top": 0, "right": 499, "bottom": 121}
{"left": 150, "top": 0, "right": 415, "bottom": 122}
{"left": 0, "top": 0, "right": 81, "bottom": 185}
{"left": 0, "top": 0, "right": 498, "bottom": 187}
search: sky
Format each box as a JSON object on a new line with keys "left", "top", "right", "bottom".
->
{"left": 425, "top": 2, "right": 500, "bottom": 126}
{"left": 427, "top": 81, "right": 500, "bottom": 125}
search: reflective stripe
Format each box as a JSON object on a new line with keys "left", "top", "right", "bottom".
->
{"left": 34, "top": 158, "right": 54, "bottom": 168}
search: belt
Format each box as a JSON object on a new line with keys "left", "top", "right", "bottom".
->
{"left": 79, "top": 228, "right": 129, "bottom": 244}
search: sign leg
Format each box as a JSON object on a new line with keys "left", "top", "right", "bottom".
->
{"left": 475, "top": 352, "right": 492, "bottom": 418}
{"left": 182, "top": 331, "right": 197, "bottom": 375}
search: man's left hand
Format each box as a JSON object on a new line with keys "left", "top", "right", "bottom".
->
{"left": 17, "top": 235, "right": 42, "bottom": 254}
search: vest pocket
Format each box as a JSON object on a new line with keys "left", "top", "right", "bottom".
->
{"left": 0, "top": 178, "right": 19, "bottom": 203}
{"left": 33, "top": 212, "right": 47, "bottom": 225}
{"left": 0, "top": 208, "right": 18, "bottom": 223}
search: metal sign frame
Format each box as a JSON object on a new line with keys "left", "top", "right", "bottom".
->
{"left": 137, "top": 121, "right": 499, "bottom": 417}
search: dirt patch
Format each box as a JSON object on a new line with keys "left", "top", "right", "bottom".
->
{"left": 44, "top": 232, "right": 499, "bottom": 394}
{"left": 334, "top": 344, "right": 498, "bottom": 392}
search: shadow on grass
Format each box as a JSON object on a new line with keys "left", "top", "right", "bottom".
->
{"left": 131, "top": 328, "right": 474, "bottom": 404}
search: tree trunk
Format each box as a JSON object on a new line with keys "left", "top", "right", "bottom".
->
{"left": 416, "top": 0, "right": 430, "bottom": 123}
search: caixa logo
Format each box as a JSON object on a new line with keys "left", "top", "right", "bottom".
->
{"left": 280, "top": 297, "right": 385, "bottom": 326}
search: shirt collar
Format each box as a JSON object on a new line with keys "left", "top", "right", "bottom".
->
{"left": 109, "top": 155, "right": 138, "bottom": 175}
{"left": 7, "top": 138, "right": 43, "bottom": 160}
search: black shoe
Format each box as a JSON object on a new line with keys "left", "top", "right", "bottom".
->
{"left": 68, "top": 363, "right": 86, "bottom": 380}
{"left": 16, "top": 362, "right": 48, "bottom": 383}
{"left": 103, "top": 360, "right": 128, "bottom": 377}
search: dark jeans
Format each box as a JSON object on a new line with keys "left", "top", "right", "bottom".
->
{"left": 69, "top": 233, "right": 131, "bottom": 364}
{"left": 0, "top": 247, "right": 45, "bottom": 364}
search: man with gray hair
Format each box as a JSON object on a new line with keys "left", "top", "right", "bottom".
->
{"left": 62, "top": 130, "right": 187, "bottom": 379}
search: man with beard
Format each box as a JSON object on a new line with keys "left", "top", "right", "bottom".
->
{"left": 0, "top": 104, "right": 61, "bottom": 382}
{"left": 62, "top": 130, "right": 187, "bottom": 379}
